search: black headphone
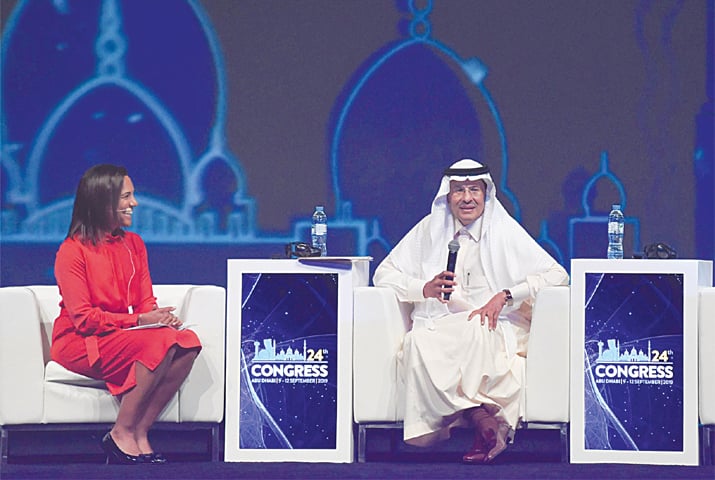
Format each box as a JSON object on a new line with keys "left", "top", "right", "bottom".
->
{"left": 643, "top": 242, "right": 677, "bottom": 259}
{"left": 284, "top": 242, "right": 322, "bottom": 258}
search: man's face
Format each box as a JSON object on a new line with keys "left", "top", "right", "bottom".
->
{"left": 447, "top": 179, "right": 487, "bottom": 226}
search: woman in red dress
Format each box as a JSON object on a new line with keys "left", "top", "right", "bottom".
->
{"left": 51, "top": 164, "right": 202, "bottom": 464}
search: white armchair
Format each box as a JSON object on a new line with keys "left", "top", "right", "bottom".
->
{"left": 353, "top": 284, "right": 715, "bottom": 465}
{"left": 699, "top": 287, "right": 715, "bottom": 466}
{"left": 352, "top": 285, "right": 571, "bottom": 462}
{"left": 0, "top": 284, "right": 226, "bottom": 464}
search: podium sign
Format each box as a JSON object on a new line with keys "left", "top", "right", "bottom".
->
{"left": 570, "top": 259, "right": 712, "bottom": 465}
{"left": 225, "top": 259, "right": 363, "bottom": 462}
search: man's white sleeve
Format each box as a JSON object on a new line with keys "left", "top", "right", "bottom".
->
{"left": 373, "top": 254, "right": 427, "bottom": 303}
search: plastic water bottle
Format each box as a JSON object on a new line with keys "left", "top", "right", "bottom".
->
{"left": 607, "top": 204, "right": 624, "bottom": 259}
{"left": 311, "top": 205, "right": 327, "bottom": 256}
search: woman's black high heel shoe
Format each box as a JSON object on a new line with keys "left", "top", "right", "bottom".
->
{"left": 101, "top": 432, "right": 145, "bottom": 464}
{"left": 141, "top": 452, "right": 168, "bottom": 464}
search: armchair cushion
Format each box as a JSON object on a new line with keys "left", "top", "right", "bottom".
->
{"left": 44, "top": 361, "right": 106, "bottom": 388}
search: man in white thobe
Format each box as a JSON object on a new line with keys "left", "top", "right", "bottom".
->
{"left": 373, "top": 159, "right": 569, "bottom": 463}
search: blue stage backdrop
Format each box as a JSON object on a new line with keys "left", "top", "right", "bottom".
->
{"left": 1, "top": 0, "right": 713, "bottom": 287}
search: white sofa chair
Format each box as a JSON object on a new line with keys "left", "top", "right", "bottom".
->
{"left": 352, "top": 285, "right": 571, "bottom": 462}
{"left": 699, "top": 287, "right": 715, "bottom": 466}
{"left": 353, "top": 284, "right": 715, "bottom": 465}
{"left": 0, "top": 284, "right": 226, "bottom": 464}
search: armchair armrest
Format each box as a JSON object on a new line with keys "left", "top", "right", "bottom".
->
{"left": 158, "top": 285, "right": 226, "bottom": 423}
{"left": 353, "top": 286, "right": 412, "bottom": 423}
{"left": 699, "top": 287, "right": 715, "bottom": 425}
{"left": 0, "top": 287, "right": 46, "bottom": 425}
{"left": 524, "top": 285, "right": 570, "bottom": 423}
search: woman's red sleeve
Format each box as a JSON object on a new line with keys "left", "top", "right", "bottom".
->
{"left": 55, "top": 240, "right": 130, "bottom": 334}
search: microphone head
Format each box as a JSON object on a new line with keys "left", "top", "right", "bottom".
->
{"left": 448, "top": 239, "right": 460, "bottom": 252}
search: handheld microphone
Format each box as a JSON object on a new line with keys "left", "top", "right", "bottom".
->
{"left": 443, "top": 239, "right": 460, "bottom": 300}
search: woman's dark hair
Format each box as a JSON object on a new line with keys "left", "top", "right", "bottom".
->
{"left": 67, "top": 164, "right": 128, "bottom": 244}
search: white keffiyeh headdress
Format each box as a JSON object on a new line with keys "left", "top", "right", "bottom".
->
{"left": 385, "top": 158, "right": 560, "bottom": 300}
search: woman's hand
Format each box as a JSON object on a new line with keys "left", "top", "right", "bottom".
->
{"left": 422, "top": 270, "right": 456, "bottom": 304}
{"left": 467, "top": 291, "right": 508, "bottom": 330}
{"left": 137, "top": 306, "right": 182, "bottom": 328}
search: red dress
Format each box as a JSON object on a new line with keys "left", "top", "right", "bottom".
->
{"left": 51, "top": 231, "right": 201, "bottom": 396}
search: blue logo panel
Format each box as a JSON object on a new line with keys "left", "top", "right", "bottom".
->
{"left": 238, "top": 272, "right": 339, "bottom": 450}
{"left": 583, "top": 272, "right": 684, "bottom": 452}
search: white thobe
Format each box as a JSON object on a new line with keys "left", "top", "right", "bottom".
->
{"left": 374, "top": 215, "right": 568, "bottom": 446}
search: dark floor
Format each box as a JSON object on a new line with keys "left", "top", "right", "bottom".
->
{"left": 2, "top": 426, "right": 714, "bottom": 480}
